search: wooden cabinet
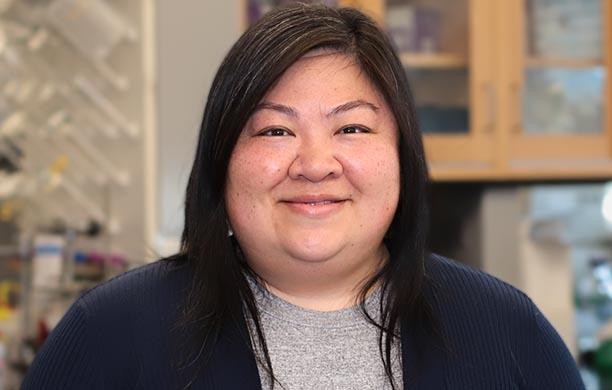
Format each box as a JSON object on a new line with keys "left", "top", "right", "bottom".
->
{"left": 244, "top": 0, "right": 612, "bottom": 181}
{"left": 497, "top": 0, "right": 612, "bottom": 181}
{"left": 369, "top": 0, "right": 612, "bottom": 181}
{"left": 383, "top": 0, "right": 498, "bottom": 180}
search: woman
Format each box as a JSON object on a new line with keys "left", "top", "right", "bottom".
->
{"left": 22, "top": 3, "right": 584, "bottom": 390}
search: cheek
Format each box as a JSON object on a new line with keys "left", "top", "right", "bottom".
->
{"left": 225, "top": 143, "right": 290, "bottom": 218}
{"left": 345, "top": 142, "right": 400, "bottom": 193}
{"left": 228, "top": 144, "right": 286, "bottom": 189}
{"left": 341, "top": 141, "right": 400, "bottom": 217}
{"left": 374, "top": 153, "right": 400, "bottom": 213}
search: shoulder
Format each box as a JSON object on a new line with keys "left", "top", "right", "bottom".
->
{"left": 424, "top": 252, "right": 533, "bottom": 314}
{"left": 22, "top": 254, "right": 192, "bottom": 389}
{"left": 423, "top": 253, "right": 584, "bottom": 389}
{"left": 72, "top": 254, "right": 193, "bottom": 350}
{"left": 423, "top": 253, "right": 537, "bottom": 343}
{"left": 422, "top": 253, "right": 541, "bottom": 360}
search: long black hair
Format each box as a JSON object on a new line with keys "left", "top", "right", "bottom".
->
{"left": 170, "top": 3, "right": 442, "bottom": 389}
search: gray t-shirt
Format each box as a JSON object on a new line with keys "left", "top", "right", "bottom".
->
{"left": 244, "top": 274, "right": 403, "bottom": 390}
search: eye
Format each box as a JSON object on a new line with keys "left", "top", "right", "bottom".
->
{"left": 338, "top": 125, "right": 370, "bottom": 134}
{"left": 257, "top": 127, "right": 293, "bottom": 137}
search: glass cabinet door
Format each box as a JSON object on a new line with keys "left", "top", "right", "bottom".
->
{"left": 386, "top": 0, "right": 471, "bottom": 135}
{"left": 525, "top": 0, "right": 604, "bottom": 135}
{"left": 506, "top": 0, "right": 611, "bottom": 164}
{"left": 385, "top": 0, "right": 497, "bottom": 177}
{"left": 246, "top": 0, "right": 340, "bottom": 25}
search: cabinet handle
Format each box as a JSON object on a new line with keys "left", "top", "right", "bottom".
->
{"left": 482, "top": 83, "right": 496, "bottom": 133}
{"left": 511, "top": 82, "right": 523, "bottom": 134}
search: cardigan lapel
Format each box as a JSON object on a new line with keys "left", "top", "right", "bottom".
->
{"left": 198, "top": 315, "right": 262, "bottom": 389}
{"left": 401, "top": 320, "right": 448, "bottom": 389}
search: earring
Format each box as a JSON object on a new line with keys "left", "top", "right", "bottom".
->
{"left": 227, "top": 219, "right": 234, "bottom": 237}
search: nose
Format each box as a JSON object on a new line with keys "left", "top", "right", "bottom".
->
{"left": 287, "top": 136, "right": 343, "bottom": 182}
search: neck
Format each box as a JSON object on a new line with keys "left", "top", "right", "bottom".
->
{"left": 250, "top": 245, "right": 389, "bottom": 311}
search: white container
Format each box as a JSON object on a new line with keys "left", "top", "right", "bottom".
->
{"left": 386, "top": 5, "right": 416, "bottom": 52}
{"left": 32, "top": 234, "right": 65, "bottom": 289}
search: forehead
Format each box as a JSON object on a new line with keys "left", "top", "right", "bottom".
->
{"left": 261, "top": 51, "right": 386, "bottom": 108}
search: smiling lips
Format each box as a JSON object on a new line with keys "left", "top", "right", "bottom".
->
{"left": 282, "top": 195, "right": 348, "bottom": 217}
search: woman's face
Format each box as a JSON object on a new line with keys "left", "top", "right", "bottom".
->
{"left": 225, "top": 52, "right": 400, "bottom": 279}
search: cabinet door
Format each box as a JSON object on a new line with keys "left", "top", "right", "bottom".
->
{"left": 384, "top": 0, "right": 498, "bottom": 180}
{"left": 502, "top": 0, "right": 612, "bottom": 178}
{"left": 338, "top": 0, "right": 384, "bottom": 23}
{"left": 244, "top": 0, "right": 383, "bottom": 26}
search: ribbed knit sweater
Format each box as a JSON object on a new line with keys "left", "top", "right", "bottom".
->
{"left": 243, "top": 272, "right": 403, "bottom": 389}
{"left": 21, "top": 253, "right": 585, "bottom": 389}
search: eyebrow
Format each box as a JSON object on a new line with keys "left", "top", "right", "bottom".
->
{"left": 255, "top": 102, "right": 298, "bottom": 117}
{"left": 254, "top": 99, "right": 380, "bottom": 118}
{"left": 327, "top": 99, "right": 380, "bottom": 117}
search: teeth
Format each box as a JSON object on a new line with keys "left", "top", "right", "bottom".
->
{"left": 306, "top": 201, "right": 334, "bottom": 205}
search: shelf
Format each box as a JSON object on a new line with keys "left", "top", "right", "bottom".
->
{"left": 400, "top": 52, "right": 468, "bottom": 69}
{"left": 429, "top": 159, "right": 612, "bottom": 182}
{"left": 32, "top": 281, "right": 98, "bottom": 294}
{"left": 525, "top": 56, "right": 603, "bottom": 69}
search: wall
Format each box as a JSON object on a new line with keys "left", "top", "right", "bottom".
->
{"left": 155, "top": 0, "right": 242, "bottom": 256}
{"left": 480, "top": 187, "right": 577, "bottom": 357}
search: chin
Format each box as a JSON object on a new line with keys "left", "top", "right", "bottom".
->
{"left": 282, "top": 236, "right": 345, "bottom": 263}
{"left": 290, "top": 250, "right": 339, "bottom": 263}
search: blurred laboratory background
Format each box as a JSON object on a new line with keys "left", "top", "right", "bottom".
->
{"left": 0, "top": 0, "right": 610, "bottom": 388}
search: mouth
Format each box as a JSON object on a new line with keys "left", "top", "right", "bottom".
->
{"left": 287, "top": 200, "right": 345, "bottom": 206}
{"left": 281, "top": 197, "right": 348, "bottom": 217}
{"left": 282, "top": 194, "right": 349, "bottom": 204}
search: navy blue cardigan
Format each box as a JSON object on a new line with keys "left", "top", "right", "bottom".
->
{"left": 22, "top": 254, "right": 585, "bottom": 389}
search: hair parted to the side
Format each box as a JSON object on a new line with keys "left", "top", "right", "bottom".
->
{"left": 168, "top": 3, "right": 445, "bottom": 389}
